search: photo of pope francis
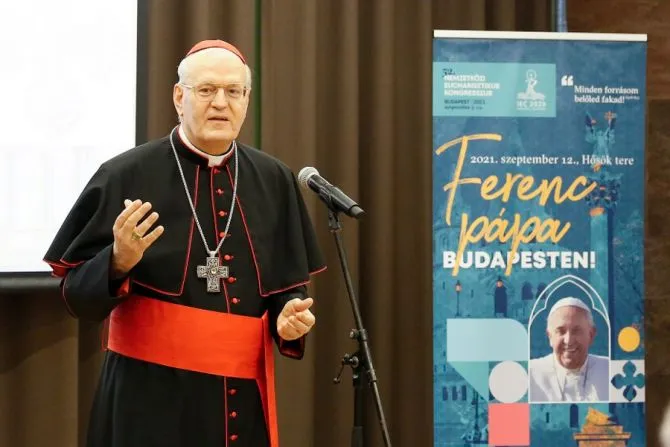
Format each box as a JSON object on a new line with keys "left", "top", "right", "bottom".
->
{"left": 529, "top": 297, "right": 609, "bottom": 402}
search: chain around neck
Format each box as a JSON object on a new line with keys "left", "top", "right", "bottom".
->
{"left": 169, "top": 127, "right": 239, "bottom": 258}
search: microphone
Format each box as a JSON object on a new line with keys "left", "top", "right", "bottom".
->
{"left": 297, "top": 167, "right": 365, "bottom": 219}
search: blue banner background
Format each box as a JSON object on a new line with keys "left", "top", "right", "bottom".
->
{"left": 433, "top": 35, "right": 646, "bottom": 447}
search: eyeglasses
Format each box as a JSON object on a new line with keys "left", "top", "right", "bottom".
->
{"left": 180, "top": 83, "right": 250, "bottom": 102}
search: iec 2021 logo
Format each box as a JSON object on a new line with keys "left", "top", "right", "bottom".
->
{"left": 516, "top": 68, "right": 548, "bottom": 113}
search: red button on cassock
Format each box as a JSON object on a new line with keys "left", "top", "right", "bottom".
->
{"left": 228, "top": 388, "right": 237, "bottom": 395}
{"left": 230, "top": 411, "right": 237, "bottom": 418}
{"left": 219, "top": 232, "right": 226, "bottom": 238}
{"left": 224, "top": 254, "right": 233, "bottom": 261}
{"left": 218, "top": 210, "right": 227, "bottom": 217}
{"left": 230, "top": 434, "right": 238, "bottom": 441}
{"left": 227, "top": 277, "right": 236, "bottom": 284}
{"left": 231, "top": 298, "right": 240, "bottom": 304}
{"left": 216, "top": 188, "right": 224, "bottom": 195}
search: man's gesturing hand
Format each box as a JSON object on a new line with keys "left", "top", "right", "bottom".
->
{"left": 111, "top": 199, "right": 165, "bottom": 277}
{"left": 277, "top": 297, "right": 316, "bottom": 341}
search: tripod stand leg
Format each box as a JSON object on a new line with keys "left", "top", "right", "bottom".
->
{"left": 351, "top": 355, "right": 365, "bottom": 447}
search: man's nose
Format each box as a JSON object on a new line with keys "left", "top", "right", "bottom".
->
{"left": 563, "top": 331, "right": 573, "bottom": 344}
{"left": 211, "top": 88, "right": 229, "bottom": 107}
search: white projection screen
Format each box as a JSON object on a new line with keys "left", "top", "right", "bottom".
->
{"left": 0, "top": 1, "right": 138, "bottom": 273}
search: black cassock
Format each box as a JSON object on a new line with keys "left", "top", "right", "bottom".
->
{"left": 44, "top": 128, "right": 326, "bottom": 447}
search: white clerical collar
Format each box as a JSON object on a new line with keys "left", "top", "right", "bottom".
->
{"left": 554, "top": 354, "right": 588, "bottom": 385}
{"left": 178, "top": 125, "right": 233, "bottom": 167}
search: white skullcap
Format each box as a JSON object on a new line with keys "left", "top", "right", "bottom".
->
{"left": 548, "top": 297, "right": 592, "bottom": 318}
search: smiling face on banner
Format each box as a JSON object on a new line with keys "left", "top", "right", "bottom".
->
{"left": 546, "top": 305, "right": 596, "bottom": 370}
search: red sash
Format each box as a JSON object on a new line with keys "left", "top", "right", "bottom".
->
{"left": 106, "top": 295, "right": 279, "bottom": 447}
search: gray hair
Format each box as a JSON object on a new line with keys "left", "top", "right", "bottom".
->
{"left": 546, "top": 305, "right": 595, "bottom": 331}
{"left": 176, "top": 47, "right": 252, "bottom": 87}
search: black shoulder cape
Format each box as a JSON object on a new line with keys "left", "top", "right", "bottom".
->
{"left": 44, "top": 130, "right": 326, "bottom": 297}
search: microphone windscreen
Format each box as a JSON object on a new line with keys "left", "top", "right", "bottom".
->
{"left": 297, "top": 166, "right": 319, "bottom": 188}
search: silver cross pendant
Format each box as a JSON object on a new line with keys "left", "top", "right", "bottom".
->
{"left": 196, "top": 254, "right": 229, "bottom": 293}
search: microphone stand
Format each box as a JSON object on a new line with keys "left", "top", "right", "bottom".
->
{"left": 329, "top": 209, "right": 392, "bottom": 447}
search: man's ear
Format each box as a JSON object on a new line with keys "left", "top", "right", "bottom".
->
{"left": 173, "top": 84, "right": 184, "bottom": 117}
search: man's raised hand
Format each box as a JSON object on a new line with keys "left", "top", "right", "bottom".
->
{"left": 277, "top": 297, "right": 316, "bottom": 341}
{"left": 111, "top": 199, "right": 164, "bottom": 277}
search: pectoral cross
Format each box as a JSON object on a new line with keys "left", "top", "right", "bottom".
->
{"left": 197, "top": 254, "right": 229, "bottom": 293}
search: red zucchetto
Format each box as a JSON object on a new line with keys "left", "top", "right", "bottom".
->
{"left": 186, "top": 39, "right": 246, "bottom": 64}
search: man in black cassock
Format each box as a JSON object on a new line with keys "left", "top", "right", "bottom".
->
{"left": 43, "top": 39, "right": 326, "bottom": 447}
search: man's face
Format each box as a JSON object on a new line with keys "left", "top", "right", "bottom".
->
{"left": 546, "top": 306, "right": 595, "bottom": 370}
{"left": 173, "top": 50, "right": 250, "bottom": 153}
